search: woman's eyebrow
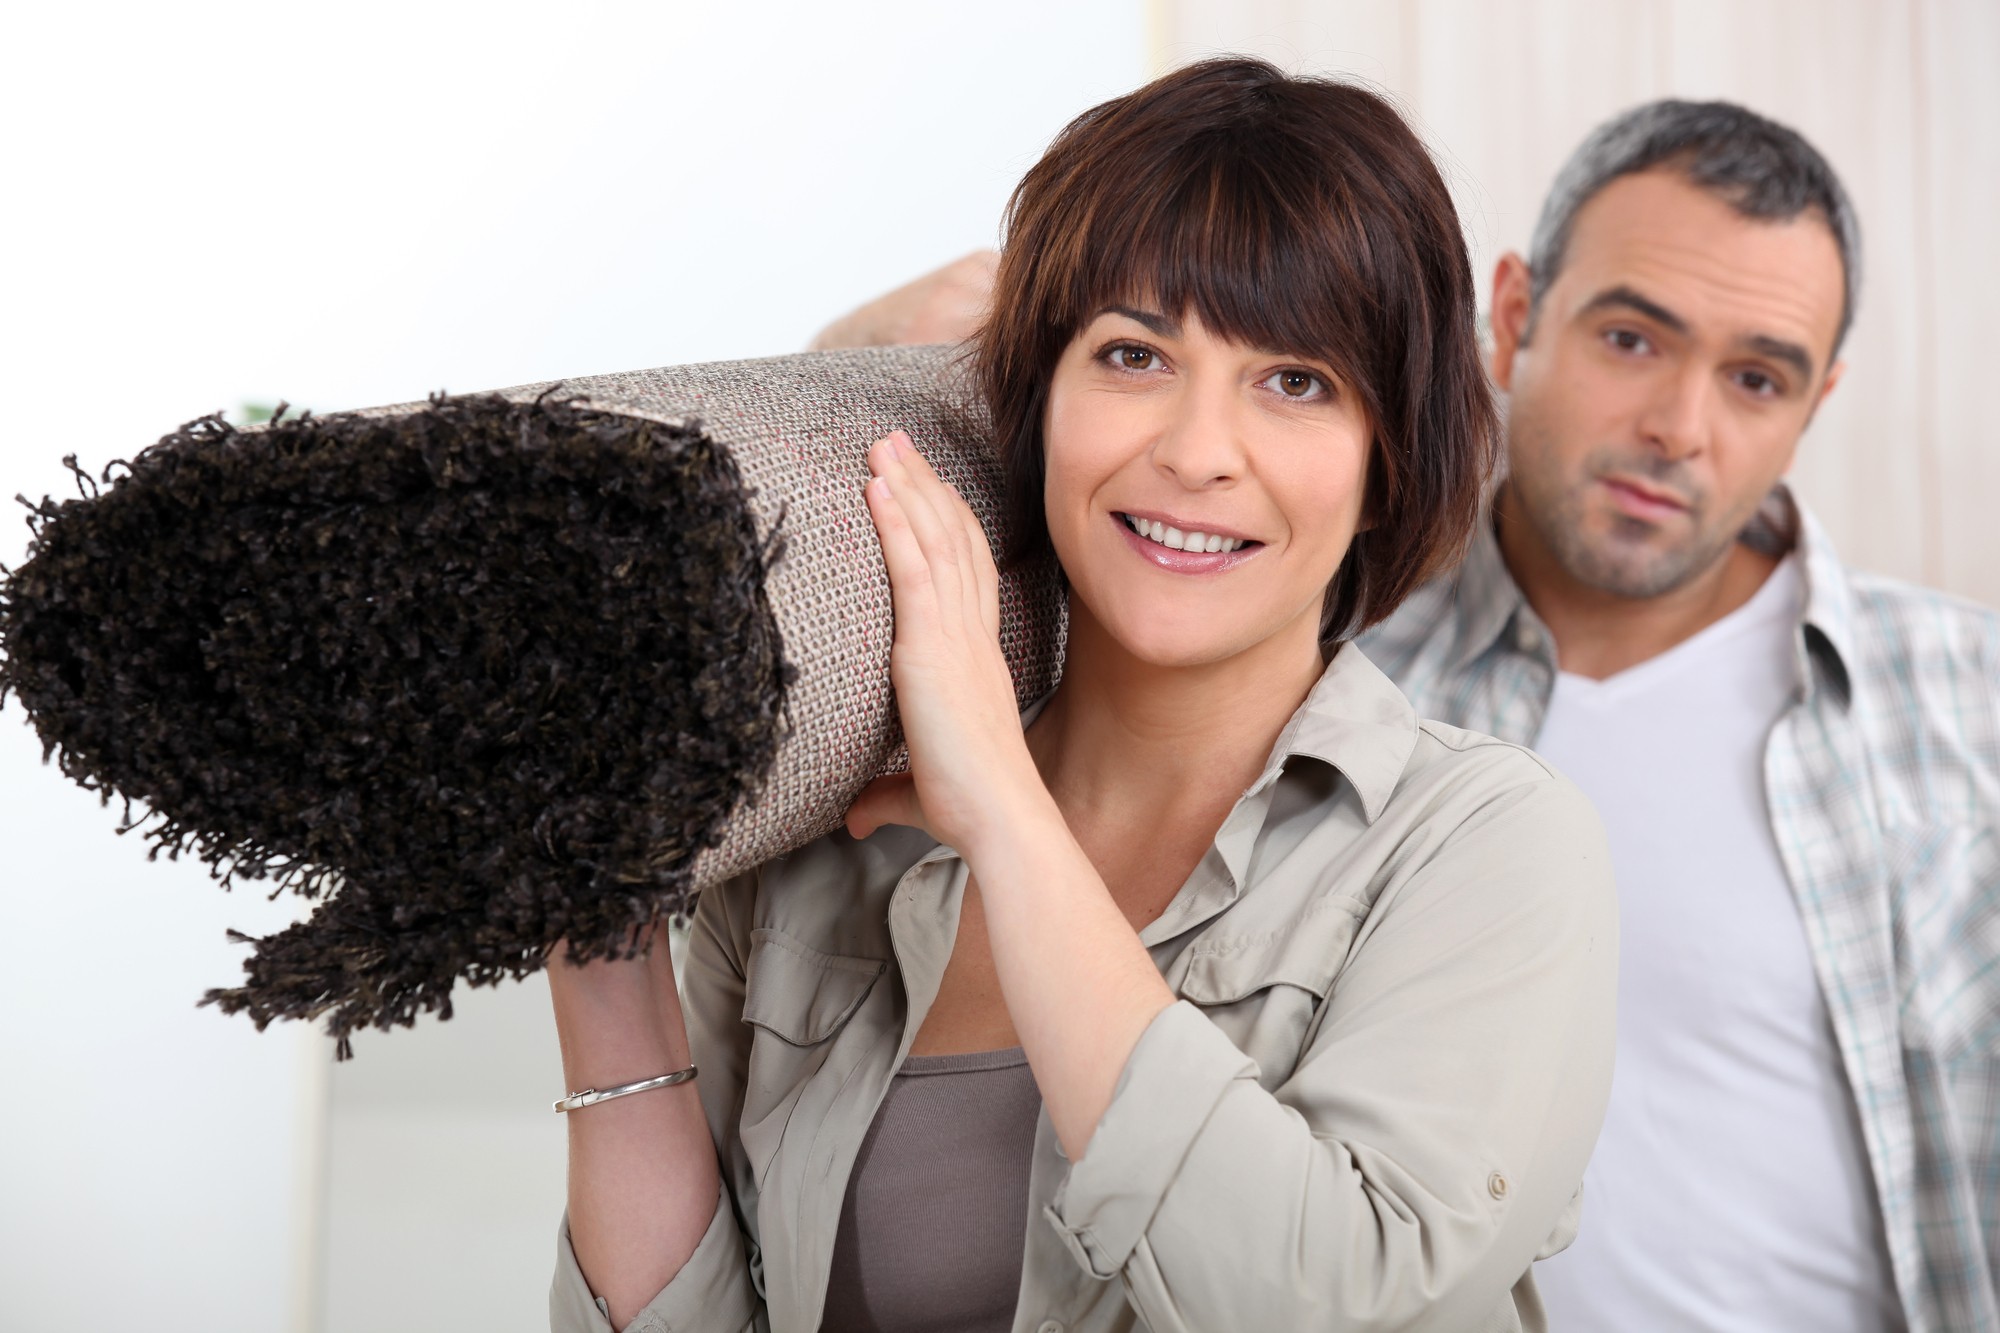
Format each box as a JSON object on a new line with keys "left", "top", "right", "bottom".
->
{"left": 1097, "top": 304, "right": 1180, "bottom": 337}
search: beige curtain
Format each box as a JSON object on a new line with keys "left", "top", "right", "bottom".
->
{"left": 1152, "top": 0, "right": 2000, "bottom": 606}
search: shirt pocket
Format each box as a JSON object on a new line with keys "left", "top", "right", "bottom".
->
{"left": 1176, "top": 896, "right": 1366, "bottom": 1090}
{"left": 736, "top": 927, "right": 887, "bottom": 1176}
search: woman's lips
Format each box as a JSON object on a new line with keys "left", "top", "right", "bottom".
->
{"left": 1114, "top": 512, "right": 1263, "bottom": 573}
{"left": 1601, "top": 477, "right": 1689, "bottom": 523}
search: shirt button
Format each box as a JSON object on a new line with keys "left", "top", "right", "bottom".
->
{"left": 1037, "top": 1322, "right": 1064, "bottom": 1333}
{"left": 1515, "top": 623, "right": 1544, "bottom": 655}
{"left": 1488, "top": 1171, "right": 1510, "bottom": 1200}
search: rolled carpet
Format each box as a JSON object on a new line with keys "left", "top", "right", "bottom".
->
{"left": 0, "top": 345, "right": 1066, "bottom": 1054}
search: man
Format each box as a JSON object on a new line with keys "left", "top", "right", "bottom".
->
{"left": 820, "top": 100, "right": 1998, "bottom": 1332}
{"left": 1362, "top": 103, "right": 1996, "bottom": 1333}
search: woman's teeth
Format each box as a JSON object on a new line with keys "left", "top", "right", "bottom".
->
{"left": 1122, "top": 513, "right": 1246, "bottom": 553}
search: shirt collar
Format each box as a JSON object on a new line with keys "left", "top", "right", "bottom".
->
{"left": 1184, "top": 643, "right": 1419, "bottom": 942}
{"left": 907, "top": 647, "right": 1420, "bottom": 945}
{"left": 1257, "top": 641, "right": 1420, "bottom": 825}
{"left": 1777, "top": 489, "right": 1858, "bottom": 703}
{"left": 1015, "top": 644, "right": 1418, "bottom": 828}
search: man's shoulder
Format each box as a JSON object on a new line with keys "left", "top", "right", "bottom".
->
{"left": 1831, "top": 564, "right": 2000, "bottom": 687}
{"left": 1354, "top": 573, "right": 1461, "bottom": 675}
{"left": 1813, "top": 564, "right": 2000, "bottom": 832}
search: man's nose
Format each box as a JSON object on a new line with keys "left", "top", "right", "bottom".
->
{"left": 1635, "top": 365, "right": 1713, "bottom": 462}
{"left": 1150, "top": 377, "right": 1249, "bottom": 487}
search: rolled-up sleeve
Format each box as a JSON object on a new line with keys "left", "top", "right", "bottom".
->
{"left": 551, "top": 1184, "right": 763, "bottom": 1333}
{"left": 1042, "top": 1001, "right": 1253, "bottom": 1278}
{"left": 1044, "top": 768, "right": 1619, "bottom": 1332}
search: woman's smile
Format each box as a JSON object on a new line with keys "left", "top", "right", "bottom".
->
{"left": 1113, "top": 510, "right": 1264, "bottom": 572}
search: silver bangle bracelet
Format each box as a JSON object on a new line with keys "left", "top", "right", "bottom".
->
{"left": 553, "top": 1065, "right": 697, "bottom": 1114}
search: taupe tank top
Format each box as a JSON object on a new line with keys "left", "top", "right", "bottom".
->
{"left": 819, "top": 1047, "right": 1042, "bottom": 1333}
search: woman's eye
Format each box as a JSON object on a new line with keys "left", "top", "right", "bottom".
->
{"left": 1260, "top": 368, "right": 1326, "bottom": 400}
{"left": 1116, "top": 346, "right": 1155, "bottom": 370}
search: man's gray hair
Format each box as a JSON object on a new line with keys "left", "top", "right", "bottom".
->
{"left": 1528, "top": 99, "right": 1862, "bottom": 356}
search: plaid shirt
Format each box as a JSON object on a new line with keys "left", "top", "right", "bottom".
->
{"left": 1358, "top": 487, "right": 2000, "bottom": 1333}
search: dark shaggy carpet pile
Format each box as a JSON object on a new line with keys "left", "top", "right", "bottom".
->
{"left": 0, "top": 390, "right": 789, "bottom": 1055}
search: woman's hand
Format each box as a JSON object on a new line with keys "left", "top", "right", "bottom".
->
{"left": 845, "top": 432, "right": 1177, "bottom": 1163}
{"left": 843, "top": 431, "right": 1047, "bottom": 854}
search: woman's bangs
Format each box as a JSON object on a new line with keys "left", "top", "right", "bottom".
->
{"left": 1072, "top": 152, "right": 1355, "bottom": 378}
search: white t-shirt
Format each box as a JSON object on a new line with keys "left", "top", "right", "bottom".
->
{"left": 1531, "top": 556, "right": 1904, "bottom": 1332}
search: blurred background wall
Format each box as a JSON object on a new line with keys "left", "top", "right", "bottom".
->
{"left": 0, "top": 3, "right": 1990, "bottom": 1331}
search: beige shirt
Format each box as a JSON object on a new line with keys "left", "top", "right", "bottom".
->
{"left": 551, "top": 645, "right": 1619, "bottom": 1333}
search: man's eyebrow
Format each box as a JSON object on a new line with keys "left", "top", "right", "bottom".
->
{"left": 1578, "top": 285, "right": 1690, "bottom": 335}
{"left": 1098, "top": 304, "right": 1180, "bottom": 337}
{"left": 1580, "top": 285, "right": 1817, "bottom": 383}
{"left": 1743, "top": 334, "right": 1816, "bottom": 384}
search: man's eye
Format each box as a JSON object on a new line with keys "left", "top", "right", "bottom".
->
{"left": 1606, "top": 328, "right": 1651, "bottom": 354}
{"left": 1261, "top": 368, "right": 1326, "bottom": 400}
{"left": 1737, "top": 369, "right": 1780, "bottom": 397}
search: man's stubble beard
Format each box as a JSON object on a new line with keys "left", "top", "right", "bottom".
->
{"left": 1505, "top": 414, "right": 1746, "bottom": 602}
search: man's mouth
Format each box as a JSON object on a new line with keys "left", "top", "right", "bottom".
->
{"left": 1600, "top": 476, "right": 1691, "bottom": 519}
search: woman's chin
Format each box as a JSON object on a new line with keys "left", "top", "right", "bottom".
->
{"left": 1092, "top": 612, "right": 1268, "bottom": 672}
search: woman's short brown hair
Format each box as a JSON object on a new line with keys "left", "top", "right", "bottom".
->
{"left": 976, "top": 57, "right": 1498, "bottom": 642}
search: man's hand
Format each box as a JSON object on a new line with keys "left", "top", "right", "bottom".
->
{"left": 808, "top": 249, "right": 999, "bottom": 350}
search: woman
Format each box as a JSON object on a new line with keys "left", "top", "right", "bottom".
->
{"left": 549, "top": 58, "right": 1617, "bottom": 1333}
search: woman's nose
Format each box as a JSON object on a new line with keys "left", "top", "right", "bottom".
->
{"left": 1148, "top": 377, "right": 1249, "bottom": 487}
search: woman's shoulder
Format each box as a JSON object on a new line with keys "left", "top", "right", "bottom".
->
{"left": 1402, "top": 715, "right": 1593, "bottom": 817}
{"left": 1283, "top": 645, "right": 1605, "bottom": 894}
{"left": 1382, "top": 719, "right": 1615, "bottom": 924}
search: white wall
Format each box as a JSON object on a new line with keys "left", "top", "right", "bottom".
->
{"left": 0, "top": 3, "right": 1146, "bottom": 1329}
{"left": 1156, "top": 0, "right": 2000, "bottom": 609}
